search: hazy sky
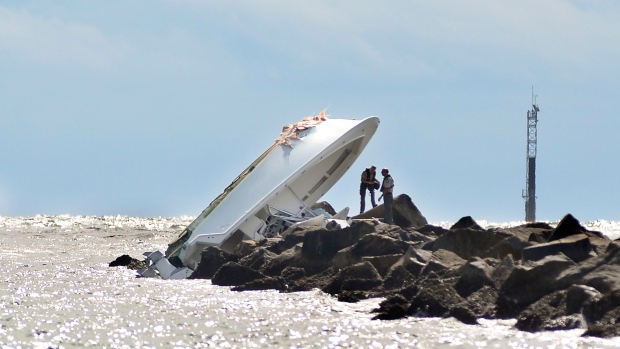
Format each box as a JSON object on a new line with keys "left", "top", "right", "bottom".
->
{"left": 1, "top": 1, "right": 619, "bottom": 223}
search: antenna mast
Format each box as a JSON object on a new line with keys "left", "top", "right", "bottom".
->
{"left": 523, "top": 87, "right": 539, "bottom": 222}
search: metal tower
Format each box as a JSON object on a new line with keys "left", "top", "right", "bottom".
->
{"left": 523, "top": 89, "right": 539, "bottom": 222}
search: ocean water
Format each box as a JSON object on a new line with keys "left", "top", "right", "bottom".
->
{"left": 1, "top": 215, "right": 620, "bottom": 348}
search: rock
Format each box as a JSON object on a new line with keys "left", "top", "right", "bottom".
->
{"left": 322, "top": 261, "right": 382, "bottom": 295}
{"left": 491, "top": 255, "right": 515, "bottom": 286}
{"left": 381, "top": 265, "right": 417, "bottom": 290}
{"left": 280, "top": 266, "right": 305, "bottom": 282}
{"left": 238, "top": 247, "right": 277, "bottom": 271}
{"left": 332, "top": 233, "right": 409, "bottom": 269}
{"left": 300, "top": 221, "right": 376, "bottom": 273}
{"left": 548, "top": 214, "right": 607, "bottom": 242}
{"left": 555, "top": 242, "right": 620, "bottom": 294}
{"left": 522, "top": 234, "right": 595, "bottom": 263}
{"left": 515, "top": 289, "right": 587, "bottom": 332}
{"left": 450, "top": 216, "right": 484, "bottom": 230}
{"left": 408, "top": 283, "right": 463, "bottom": 317}
{"left": 338, "top": 290, "right": 371, "bottom": 303}
{"left": 234, "top": 240, "right": 261, "bottom": 258}
{"left": 417, "top": 224, "right": 450, "bottom": 237}
{"left": 287, "top": 267, "right": 339, "bottom": 292}
{"left": 449, "top": 305, "right": 479, "bottom": 325}
{"left": 566, "top": 285, "right": 602, "bottom": 314}
{"left": 454, "top": 257, "right": 495, "bottom": 298}
{"left": 388, "top": 246, "right": 427, "bottom": 278}
{"left": 424, "top": 228, "right": 512, "bottom": 260}
{"left": 455, "top": 285, "right": 498, "bottom": 319}
{"left": 190, "top": 246, "right": 238, "bottom": 279}
{"left": 583, "top": 289, "right": 620, "bottom": 338}
{"left": 422, "top": 249, "right": 466, "bottom": 276}
{"left": 372, "top": 295, "right": 409, "bottom": 320}
{"left": 231, "top": 276, "right": 287, "bottom": 292}
{"left": 352, "top": 194, "right": 428, "bottom": 228}
{"left": 496, "top": 254, "right": 576, "bottom": 318}
{"left": 211, "top": 262, "right": 265, "bottom": 286}
{"left": 261, "top": 245, "right": 301, "bottom": 276}
{"left": 109, "top": 254, "right": 147, "bottom": 270}
{"left": 361, "top": 254, "right": 403, "bottom": 277}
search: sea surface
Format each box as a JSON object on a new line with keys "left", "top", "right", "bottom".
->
{"left": 1, "top": 215, "right": 620, "bottom": 348}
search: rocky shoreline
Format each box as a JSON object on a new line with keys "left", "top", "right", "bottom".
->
{"left": 112, "top": 194, "right": 620, "bottom": 338}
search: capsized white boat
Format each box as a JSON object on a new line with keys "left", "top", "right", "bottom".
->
{"left": 140, "top": 112, "right": 380, "bottom": 279}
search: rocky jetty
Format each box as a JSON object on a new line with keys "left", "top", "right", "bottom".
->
{"left": 113, "top": 193, "right": 620, "bottom": 338}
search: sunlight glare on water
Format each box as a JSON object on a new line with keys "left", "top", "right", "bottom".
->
{"left": 1, "top": 215, "right": 619, "bottom": 348}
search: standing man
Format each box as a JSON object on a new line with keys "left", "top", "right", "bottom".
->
{"left": 359, "top": 165, "right": 379, "bottom": 214}
{"left": 378, "top": 168, "right": 395, "bottom": 224}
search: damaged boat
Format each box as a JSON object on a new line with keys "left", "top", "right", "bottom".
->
{"left": 140, "top": 112, "right": 380, "bottom": 279}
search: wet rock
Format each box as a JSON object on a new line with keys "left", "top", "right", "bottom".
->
{"left": 381, "top": 264, "right": 417, "bottom": 291}
{"left": 338, "top": 290, "right": 371, "bottom": 303}
{"left": 190, "top": 246, "right": 238, "bottom": 279}
{"left": 231, "top": 276, "right": 287, "bottom": 292}
{"left": 109, "top": 254, "right": 147, "bottom": 270}
{"left": 515, "top": 289, "right": 587, "bottom": 332}
{"left": 280, "top": 266, "right": 305, "bottom": 282}
{"left": 496, "top": 254, "right": 576, "bottom": 318}
{"left": 261, "top": 245, "right": 301, "bottom": 276}
{"left": 408, "top": 283, "right": 463, "bottom": 318}
{"left": 583, "top": 289, "right": 620, "bottom": 338}
{"left": 211, "top": 261, "right": 265, "bottom": 286}
{"left": 300, "top": 221, "right": 375, "bottom": 273}
{"left": 455, "top": 285, "right": 498, "bottom": 319}
{"left": 372, "top": 295, "right": 409, "bottom": 320}
{"left": 238, "top": 247, "right": 277, "bottom": 271}
{"left": 322, "top": 261, "right": 382, "bottom": 295}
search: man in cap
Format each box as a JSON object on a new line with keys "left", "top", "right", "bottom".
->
{"left": 378, "top": 168, "right": 395, "bottom": 224}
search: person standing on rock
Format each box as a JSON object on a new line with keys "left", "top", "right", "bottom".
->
{"left": 378, "top": 168, "right": 395, "bottom": 224}
{"left": 359, "top": 165, "right": 379, "bottom": 214}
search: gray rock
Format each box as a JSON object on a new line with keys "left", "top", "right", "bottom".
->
{"left": 523, "top": 234, "right": 595, "bottom": 263}
{"left": 496, "top": 254, "right": 576, "bottom": 318}
{"left": 212, "top": 261, "right": 265, "bottom": 286}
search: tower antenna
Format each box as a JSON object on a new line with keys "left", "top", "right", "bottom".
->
{"left": 522, "top": 87, "right": 539, "bottom": 222}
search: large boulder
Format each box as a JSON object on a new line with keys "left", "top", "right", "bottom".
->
{"left": 496, "top": 254, "right": 576, "bottom": 318}
{"left": 322, "top": 261, "right": 383, "bottom": 295}
{"left": 332, "top": 233, "right": 410, "bottom": 269}
{"left": 211, "top": 261, "right": 265, "bottom": 286}
{"left": 515, "top": 286, "right": 594, "bottom": 332}
{"left": 421, "top": 249, "right": 467, "bottom": 276}
{"left": 548, "top": 214, "right": 607, "bottom": 242}
{"left": 554, "top": 242, "right": 620, "bottom": 294}
{"left": 299, "top": 221, "right": 376, "bottom": 273}
{"left": 423, "top": 227, "right": 513, "bottom": 260}
{"left": 522, "top": 234, "right": 595, "bottom": 263}
{"left": 190, "top": 247, "right": 238, "bottom": 279}
{"left": 352, "top": 194, "right": 428, "bottom": 228}
{"left": 454, "top": 257, "right": 495, "bottom": 298}
{"left": 583, "top": 289, "right": 620, "bottom": 337}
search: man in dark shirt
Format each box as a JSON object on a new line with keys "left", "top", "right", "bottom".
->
{"left": 359, "top": 165, "right": 379, "bottom": 214}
